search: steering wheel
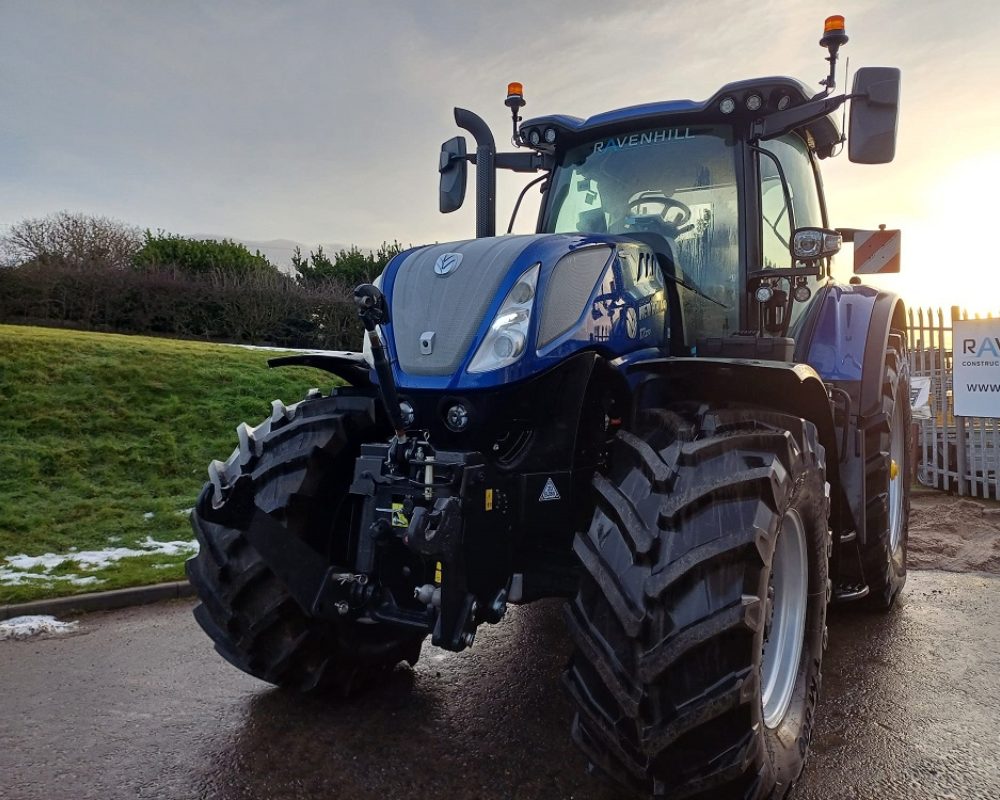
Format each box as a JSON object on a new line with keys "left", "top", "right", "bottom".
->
{"left": 624, "top": 191, "right": 693, "bottom": 237}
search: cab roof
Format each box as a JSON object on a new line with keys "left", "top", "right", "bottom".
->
{"left": 520, "top": 76, "right": 842, "bottom": 158}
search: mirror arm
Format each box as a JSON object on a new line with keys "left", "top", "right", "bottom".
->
{"left": 495, "top": 151, "right": 550, "bottom": 173}
{"left": 752, "top": 93, "right": 847, "bottom": 141}
{"left": 438, "top": 151, "right": 474, "bottom": 174}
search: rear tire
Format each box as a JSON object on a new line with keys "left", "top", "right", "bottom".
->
{"left": 564, "top": 405, "right": 830, "bottom": 799}
{"left": 859, "top": 331, "right": 911, "bottom": 609}
{"left": 186, "top": 390, "right": 425, "bottom": 694}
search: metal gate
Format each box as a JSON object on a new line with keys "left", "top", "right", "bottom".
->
{"left": 908, "top": 306, "right": 1000, "bottom": 498}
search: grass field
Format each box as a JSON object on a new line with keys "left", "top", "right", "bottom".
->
{"left": 0, "top": 324, "right": 340, "bottom": 603}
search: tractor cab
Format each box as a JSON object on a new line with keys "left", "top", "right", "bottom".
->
{"left": 528, "top": 78, "right": 837, "bottom": 350}
{"left": 439, "top": 19, "right": 900, "bottom": 356}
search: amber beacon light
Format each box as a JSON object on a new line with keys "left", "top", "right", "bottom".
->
{"left": 820, "top": 15, "right": 848, "bottom": 48}
{"left": 505, "top": 82, "right": 526, "bottom": 143}
{"left": 505, "top": 82, "right": 525, "bottom": 108}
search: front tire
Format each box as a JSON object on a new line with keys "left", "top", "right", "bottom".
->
{"left": 564, "top": 405, "right": 830, "bottom": 799}
{"left": 186, "top": 390, "right": 425, "bottom": 694}
{"left": 859, "top": 331, "right": 911, "bottom": 609}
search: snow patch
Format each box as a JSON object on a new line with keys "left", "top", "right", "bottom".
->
{"left": 0, "top": 615, "right": 79, "bottom": 640}
{"left": 0, "top": 571, "right": 100, "bottom": 587}
{"left": 0, "top": 538, "right": 199, "bottom": 586}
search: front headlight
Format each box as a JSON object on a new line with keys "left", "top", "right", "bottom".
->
{"left": 467, "top": 263, "right": 540, "bottom": 373}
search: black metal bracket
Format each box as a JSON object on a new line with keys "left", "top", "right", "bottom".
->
{"left": 403, "top": 490, "right": 478, "bottom": 651}
{"left": 211, "top": 477, "right": 369, "bottom": 619}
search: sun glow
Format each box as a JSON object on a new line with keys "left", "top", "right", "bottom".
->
{"left": 873, "top": 153, "right": 1000, "bottom": 316}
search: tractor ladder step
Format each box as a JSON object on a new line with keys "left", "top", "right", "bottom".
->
{"left": 833, "top": 582, "right": 870, "bottom": 603}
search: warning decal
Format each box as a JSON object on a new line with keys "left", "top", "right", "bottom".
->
{"left": 539, "top": 478, "right": 561, "bottom": 502}
{"left": 391, "top": 502, "right": 409, "bottom": 527}
{"left": 854, "top": 229, "right": 901, "bottom": 274}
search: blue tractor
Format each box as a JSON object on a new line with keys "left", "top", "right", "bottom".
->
{"left": 188, "top": 17, "right": 908, "bottom": 799}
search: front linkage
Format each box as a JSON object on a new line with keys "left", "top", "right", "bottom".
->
{"left": 351, "top": 435, "right": 510, "bottom": 651}
{"left": 212, "top": 420, "right": 510, "bottom": 653}
{"left": 218, "top": 284, "right": 513, "bottom": 653}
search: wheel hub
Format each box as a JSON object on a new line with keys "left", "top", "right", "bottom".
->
{"left": 760, "top": 509, "right": 809, "bottom": 729}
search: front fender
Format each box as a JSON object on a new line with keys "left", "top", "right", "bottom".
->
{"left": 793, "top": 284, "right": 907, "bottom": 544}
{"left": 626, "top": 356, "right": 850, "bottom": 536}
{"left": 796, "top": 284, "right": 906, "bottom": 417}
{"left": 268, "top": 352, "right": 372, "bottom": 387}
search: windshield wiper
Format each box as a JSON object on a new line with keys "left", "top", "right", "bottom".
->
{"left": 663, "top": 272, "right": 729, "bottom": 309}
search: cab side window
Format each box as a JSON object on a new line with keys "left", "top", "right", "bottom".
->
{"left": 759, "top": 135, "right": 824, "bottom": 268}
{"left": 759, "top": 135, "right": 825, "bottom": 329}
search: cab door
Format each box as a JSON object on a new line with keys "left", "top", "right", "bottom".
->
{"left": 755, "top": 133, "right": 827, "bottom": 333}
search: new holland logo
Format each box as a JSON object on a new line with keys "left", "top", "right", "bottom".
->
{"left": 434, "top": 252, "right": 463, "bottom": 276}
{"left": 625, "top": 307, "right": 638, "bottom": 338}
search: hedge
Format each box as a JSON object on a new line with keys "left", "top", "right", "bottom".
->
{"left": 0, "top": 263, "right": 362, "bottom": 349}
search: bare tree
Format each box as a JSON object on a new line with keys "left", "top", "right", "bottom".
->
{"left": 0, "top": 211, "right": 142, "bottom": 270}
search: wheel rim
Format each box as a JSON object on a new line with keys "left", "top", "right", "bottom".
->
{"left": 761, "top": 508, "right": 808, "bottom": 729}
{"left": 888, "top": 398, "right": 905, "bottom": 552}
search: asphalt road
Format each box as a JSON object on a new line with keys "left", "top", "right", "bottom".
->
{"left": 2, "top": 570, "right": 999, "bottom": 800}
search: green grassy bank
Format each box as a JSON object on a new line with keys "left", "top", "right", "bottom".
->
{"left": 0, "top": 324, "right": 336, "bottom": 603}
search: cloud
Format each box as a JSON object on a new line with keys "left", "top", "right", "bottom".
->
{"left": 2, "top": 0, "right": 999, "bottom": 282}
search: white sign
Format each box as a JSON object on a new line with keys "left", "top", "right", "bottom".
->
{"left": 910, "top": 376, "right": 931, "bottom": 420}
{"left": 953, "top": 319, "right": 1000, "bottom": 418}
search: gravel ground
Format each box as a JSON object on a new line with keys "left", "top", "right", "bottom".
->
{"left": 908, "top": 487, "right": 1000, "bottom": 574}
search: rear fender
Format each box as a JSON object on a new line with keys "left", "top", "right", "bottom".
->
{"left": 795, "top": 284, "right": 907, "bottom": 543}
{"left": 626, "top": 357, "right": 851, "bottom": 536}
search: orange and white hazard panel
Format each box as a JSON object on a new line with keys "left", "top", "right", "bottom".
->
{"left": 853, "top": 228, "right": 901, "bottom": 273}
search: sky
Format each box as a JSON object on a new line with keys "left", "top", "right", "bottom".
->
{"left": 2, "top": 0, "right": 999, "bottom": 312}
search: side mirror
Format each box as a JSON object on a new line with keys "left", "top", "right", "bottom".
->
{"left": 439, "top": 136, "right": 468, "bottom": 213}
{"left": 848, "top": 67, "right": 901, "bottom": 164}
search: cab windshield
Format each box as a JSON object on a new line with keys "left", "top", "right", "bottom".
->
{"left": 543, "top": 124, "right": 741, "bottom": 336}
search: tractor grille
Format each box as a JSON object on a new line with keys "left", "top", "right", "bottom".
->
{"left": 391, "top": 236, "right": 542, "bottom": 376}
{"left": 537, "top": 245, "right": 613, "bottom": 348}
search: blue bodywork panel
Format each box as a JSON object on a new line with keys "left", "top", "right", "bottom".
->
{"left": 379, "top": 234, "right": 668, "bottom": 391}
{"left": 803, "top": 284, "right": 880, "bottom": 383}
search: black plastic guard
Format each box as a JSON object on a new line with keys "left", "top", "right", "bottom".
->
{"left": 268, "top": 352, "right": 372, "bottom": 387}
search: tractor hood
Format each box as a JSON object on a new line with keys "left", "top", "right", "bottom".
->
{"left": 378, "top": 233, "right": 668, "bottom": 391}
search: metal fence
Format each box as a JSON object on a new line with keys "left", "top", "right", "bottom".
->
{"left": 908, "top": 306, "right": 1000, "bottom": 498}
